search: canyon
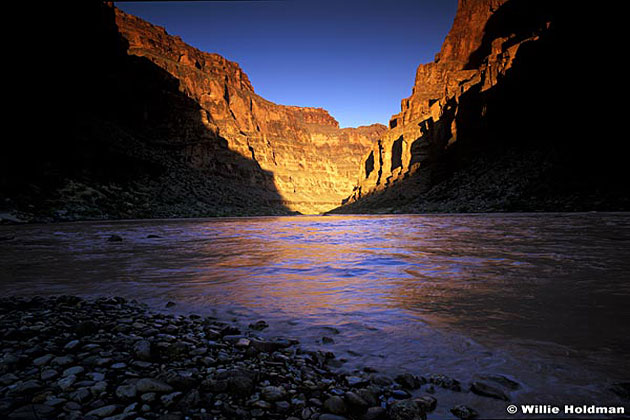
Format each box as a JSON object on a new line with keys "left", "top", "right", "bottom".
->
{"left": 1, "top": 0, "right": 626, "bottom": 223}
{"left": 333, "top": 0, "right": 627, "bottom": 213}
{"left": 1, "top": 2, "right": 384, "bottom": 222}
{"left": 113, "top": 9, "right": 385, "bottom": 215}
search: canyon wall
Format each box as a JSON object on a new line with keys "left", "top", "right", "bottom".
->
{"left": 335, "top": 0, "right": 628, "bottom": 213}
{"left": 113, "top": 9, "right": 385, "bottom": 215}
{"left": 0, "top": 3, "right": 384, "bottom": 222}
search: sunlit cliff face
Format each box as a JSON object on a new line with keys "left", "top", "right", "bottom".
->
{"left": 114, "top": 8, "right": 386, "bottom": 214}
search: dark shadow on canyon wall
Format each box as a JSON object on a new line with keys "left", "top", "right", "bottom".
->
{"left": 334, "top": 1, "right": 628, "bottom": 213}
{"left": 0, "top": 2, "right": 291, "bottom": 222}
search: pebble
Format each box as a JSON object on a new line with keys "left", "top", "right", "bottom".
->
{"left": 451, "top": 404, "right": 479, "bottom": 419}
{"left": 62, "top": 366, "right": 84, "bottom": 377}
{"left": 86, "top": 404, "right": 118, "bottom": 417}
{"left": 41, "top": 369, "right": 59, "bottom": 381}
{"left": 33, "top": 354, "right": 54, "bottom": 366}
{"left": 395, "top": 373, "right": 422, "bottom": 390}
{"left": 0, "top": 296, "right": 481, "bottom": 419}
{"left": 57, "top": 374, "right": 77, "bottom": 391}
{"left": 389, "top": 399, "right": 425, "bottom": 420}
{"left": 470, "top": 381, "right": 509, "bottom": 400}
{"left": 324, "top": 395, "right": 347, "bottom": 414}
{"left": 136, "top": 378, "right": 173, "bottom": 393}
{"left": 64, "top": 339, "right": 80, "bottom": 351}
{"left": 261, "top": 385, "right": 287, "bottom": 401}
{"left": 133, "top": 340, "right": 153, "bottom": 361}
{"left": 115, "top": 384, "right": 137, "bottom": 400}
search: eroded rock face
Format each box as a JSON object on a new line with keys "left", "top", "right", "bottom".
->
{"left": 336, "top": 0, "right": 630, "bottom": 213}
{"left": 114, "top": 8, "right": 385, "bottom": 214}
{"left": 344, "top": 0, "right": 512, "bottom": 206}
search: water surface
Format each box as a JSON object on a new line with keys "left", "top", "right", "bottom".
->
{"left": 1, "top": 214, "right": 629, "bottom": 418}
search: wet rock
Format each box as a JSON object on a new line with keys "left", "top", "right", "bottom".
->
{"left": 235, "top": 338, "right": 251, "bottom": 348}
{"left": 164, "top": 370, "right": 196, "bottom": 390}
{"left": 76, "top": 320, "right": 99, "bottom": 336}
{"left": 370, "top": 374, "right": 393, "bottom": 386}
{"left": 136, "top": 378, "right": 173, "bottom": 393}
{"left": 261, "top": 385, "right": 287, "bottom": 402}
{"left": 44, "top": 397, "right": 66, "bottom": 407}
{"left": 51, "top": 356, "right": 74, "bottom": 367}
{"left": 427, "top": 374, "right": 461, "bottom": 391}
{"left": 252, "top": 400, "right": 273, "bottom": 409}
{"left": 32, "top": 354, "right": 54, "bottom": 366}
{"left": 249, "top": 320, "right": 269, "bottom": 331}
{"left": 91, "top": 380, "right": 108, "bottom": 396}
{"left": 450, "top": 405, "right": 478, "bottom": 419}
{"left": 107, "top": 235, "right": 123, "bottom": 242}
{"left": 165, "top": 301, "right": 176, "bottom": 308}
{"left": 160, "top": 391, "right": 182, "bottom": 407}
{"left": 324, "top": 396, "right": 347, "bottom": 414}
{"left": 57, "top": 375, "right": 77, "bottom": 391}
{"left": 228, "top": 375, "right": 254, "bottom": 395}
{"left": 133, "top": 340, "right": 153, "bottom": 361}
{"left": 391, "top": 389, "right": 411, "bottom": 400}
{"left": 70, "top": 387, "right": 91, "bottom": 403}
{"left": 11, "top": 379, "right": 42, "bottom": 395}
{"left": 63, "top": 401, "right": 81, "bottom": 412}
{"left": 413, "top": 395, "right": 436, "bottom": 412}
{"left": 64, "top": 340, "right": 80, "bottom": 351}
{"left": 116, "top": 384, "right": 137, "bottom": 400}
{"left": 180, "top": 389, "right": 200, "bottom": 408}
{"left": 147, "top": 234, "right": 162, "bottom": 239}
{"left": 9, "top": 404, "right": 55, "bottom": 419}
{"left": 63, "top": 366, "right": 84, "bottom": 377}
{"left": 346, "top": 376, "right": 368, "bottom": 387}
{"left": 220, "top": 325, "right": 241, "bottom": 336}
{"left": 140, "top": 392, "right": 156, "bottom": 403}
{"left": 470, "top": 381, "right": 509, "bottom": 401}
{"left": 0, "top": 295, "right": 480, "bottom": 420}
{"left": 86, "top": 404, "right": 119, "bottom": 417}
{"left": 475, "top": 374, "right": 520, "bottom": 390}
{"left": 87, "top": 372, "right": 105, "bottom": 382}
{"left": 319, "top": 415, "right": 349, "bottom": 420}
{"left": 344, "top": 391, "right": 368, "bottom": 409}
{"left": 250, "top": 338, "right": 284, "bottom": 353}
{"left": 322, "top": 336, "right": 335, "bottom": 344}
{"left": 389, "top": 399, "right": 426, "bottom": 420}
{"left": 41, "top": 369, "right": 58, "bottom": 381}
{"left": 395, "top": 373, "right": 422, "bottom": 390}
{"left": 362, "top": 406, "right": 387, "bottom": 420}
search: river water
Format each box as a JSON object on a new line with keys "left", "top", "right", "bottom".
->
{"left": 1, "top": 213, "right": 629, "bottom": 418}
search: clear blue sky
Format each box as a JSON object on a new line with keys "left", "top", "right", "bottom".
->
{"left": 116, "top": 1, "right": 457, "bottom": 128}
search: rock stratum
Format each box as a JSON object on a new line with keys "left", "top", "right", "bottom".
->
{"left": 113, "top": 9, "right": 385, "bottom": 215}
{"left": 333, "top": 0, "right": 628, "bottom": 213}
{"left": 0, "top": 2, "right": 384, "bottom": 222}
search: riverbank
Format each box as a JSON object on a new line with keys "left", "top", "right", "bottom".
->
{"left": 0, "top": 296, "right": 512, "bottom": 420}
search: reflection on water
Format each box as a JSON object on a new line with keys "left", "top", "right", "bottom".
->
{"left": 1, "top": 213, "right": 629, "bottom": 418}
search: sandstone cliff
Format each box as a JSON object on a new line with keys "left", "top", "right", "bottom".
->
{"left": 335, "top": 0, "right": 628, "bottom": 213}
{"left": 113, "top": 9, "right": 385, "bottom": 215}
{"left": 0, "top": 2, "right": 384, "bottom": 222}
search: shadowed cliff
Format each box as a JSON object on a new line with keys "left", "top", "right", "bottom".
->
{"left": 0, "top": 2, "right": 293, "bottom": 222}
{"left": 333, "top": 0, "right": 628, "bottom": 213}
{"left": 1, "top": 2, "right": 386, "bottom": 222}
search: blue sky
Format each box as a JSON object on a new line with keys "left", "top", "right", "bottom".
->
{"left": 116, "top": 0, "right": 457, "bottom": 128}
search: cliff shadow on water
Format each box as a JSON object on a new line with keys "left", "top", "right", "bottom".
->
{"left": 0, "top": 2, "right": 292, "bottom": 222}
{"left": 332, "top": 0, "right": 628, "bottom": 214}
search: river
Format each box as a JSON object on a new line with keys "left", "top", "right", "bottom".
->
{"left": 1, "top": 213, "right": 629, "bottom": 418}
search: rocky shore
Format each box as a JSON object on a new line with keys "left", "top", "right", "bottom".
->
{"left": 0, "top": 296, "right": 515, "bottom": 420}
